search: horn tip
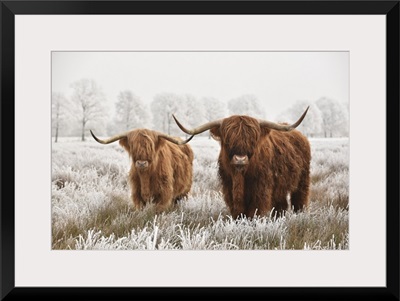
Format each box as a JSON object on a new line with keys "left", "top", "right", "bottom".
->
{"left": 304, "top": 106, "right": 310, "bottom": 117}
{"left": 186, "top": 135, "right": 194, "bottom": 144}
{"left": 90, "top": 129, "right": 96, "bottom": 138}
{"left": 172, "top": 114, "right": 187, "bottom": 132}
{"left": 89, "top": 129, "right": 102, "bottom": 143}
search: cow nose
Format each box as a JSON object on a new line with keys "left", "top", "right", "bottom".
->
{"left": 233, "top": 155, "right": 248, "bottom": 165}
{"left": 135, "top": 160, "right": 149, "bottom": 168}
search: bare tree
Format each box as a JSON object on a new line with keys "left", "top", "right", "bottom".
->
{"left": 115, "top": 90, "right": 151, "bottom": 131}
{"left": 277, "top": 100, "right": 323, "bottom": 137}
{"left": 315, "top": 97, "right": 349, "bottom": 137}
{"left": 51, "top": 92, "right": 70, "bottom": 142}
{"left": 169, "top": 94, "right": 208, "bottom": 138}
{"left": 70, "top": 79, "right": 107, "bottom": 141}
{"left": 151, "top": 93, "right": 182, "bottom": 135}
{"left": 182, "top": 94, "right": 207, "bottom": 126}
{"left": 203, "top": 96, "right": 228, "bottom": 121}
{"left": 228, "top": 94, "right": 265, "bottom": 118}
{"left": 202, "top": 96, "right": 228, "bottom": 138}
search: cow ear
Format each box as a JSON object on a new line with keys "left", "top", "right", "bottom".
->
{"left": 210, "top": 126, "right": 221, "bottom": 141}
{"left": 119, "top": 137, "right": 130, "bottom": 152}
{"left": 155, "top": 135, "right": 166, "bottom": 150}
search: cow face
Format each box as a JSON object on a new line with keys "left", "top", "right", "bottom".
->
{"left": 119, "top": 130, "right": 161, "bottom": 171}
{"left": 210, "top": 116, "right": 264, "bottom": 170}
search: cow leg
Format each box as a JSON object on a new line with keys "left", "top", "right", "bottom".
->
{"left": 131, "top": 190, "right": 145, "bottom": 210}
{"left": 245, "top": 178, "right": 273, "bottom": 218}
{"left": 173, "top": 192, "right": 189, "bottom": 204}
{"left": 222, "top": 187, "right": 235, "bottom": 217}
{"left": 291, "top": 170, "right": 310, "bottom": 212}
{"left": 129, "top": 175, "right": 146, "bottom": 210}
{"left": 246, "top": 192, "right": 272, "bottom": 218}
{"left": 231, "top": 174, "right": 246, "bottom": 219}
{"left": 154, "top": 186, "right": 174, "bottom": 213}
{"left": 174, "top": 184, "right": 191, "bottom": 203}
{"left": 174, "top": 195, "right": 184, "bottom": 203}
{"left": 271, "top": 197, "right": 289, "bottom": 217}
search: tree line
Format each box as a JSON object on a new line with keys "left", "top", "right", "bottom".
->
{"left": 52, "top": 78, "right": 349, "bottom": 142}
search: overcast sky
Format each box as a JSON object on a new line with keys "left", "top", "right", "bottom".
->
{"left": 52, "top": 51, "right": 348, "bottom": 120}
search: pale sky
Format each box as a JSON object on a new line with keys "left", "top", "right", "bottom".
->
{"left": 52, "top": 51, "right": 348, "bottom": 119}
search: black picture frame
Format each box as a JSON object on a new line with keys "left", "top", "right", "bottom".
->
{"left": 1, "top": 1, "right": 399, "bottom": 300}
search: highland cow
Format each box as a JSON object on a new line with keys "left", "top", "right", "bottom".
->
{"left": 173, "top": 107, "right": 311, "bottom": 218}
{"left": 90, "top": 129, "right": 194, "bottom": 213}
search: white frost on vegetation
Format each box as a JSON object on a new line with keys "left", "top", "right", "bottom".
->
{"left": 52, "top": 137, "right": 349, "bottom": 250}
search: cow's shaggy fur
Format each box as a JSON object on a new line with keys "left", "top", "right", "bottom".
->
{"left": 210, "top": 116, "right": 311, "bottom": 218}
{"left": 119, "top": 129, "right": 194, "bottom": 212}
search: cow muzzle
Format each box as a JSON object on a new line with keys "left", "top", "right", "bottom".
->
{"left": 231, "top": 155, "right": 249, "bottom": 166}
{"left": 135, "top": 160, "right": 149, "bottom": 169}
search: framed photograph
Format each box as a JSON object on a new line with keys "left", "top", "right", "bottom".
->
{"left": 2, "top": 1, "right": 399, "bottom": 300}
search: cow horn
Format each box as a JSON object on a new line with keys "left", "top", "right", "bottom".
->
{"left": 90, "top": 130, "right": 128, "bottom": 144}
{"left": 91, "top": 129, "right": 194, "bottom": 146}
{"left": 172, "top": 114, "right": 223, "bottom": 135}
{"left": 157, "top": 133, "right": 195, "bottom": 145}
{"left": 258, "top": 106, "right": 310, "bottom": 131}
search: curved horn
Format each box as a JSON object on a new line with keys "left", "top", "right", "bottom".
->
{"left": 90, "top": 130, "right": 128, "bottom": 144}
{"left": 157, "top": 132, "right": 195, "bottom": 145}
{"left": 259, "top": 106, "right": 310, "bottom": 131}
{"left": 172, "top": 114, "right": 223, "bottom": 136}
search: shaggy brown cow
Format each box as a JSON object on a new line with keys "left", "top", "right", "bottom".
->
{"left": 90, "top": 129, "right": 194, "bottom": 213}
{"left": 173, "top": 108, "right": 311, "bottom": 218}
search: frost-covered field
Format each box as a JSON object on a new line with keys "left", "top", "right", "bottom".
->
{"left": 52, "top": 136, "right": 349, "bottom": 250}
